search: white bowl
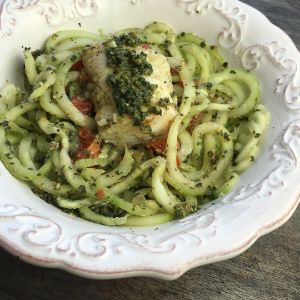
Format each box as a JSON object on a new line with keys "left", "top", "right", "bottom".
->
{"left": 0, "top": 0, "right": 300, "bottom": 280}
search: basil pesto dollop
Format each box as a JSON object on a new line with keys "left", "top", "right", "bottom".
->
{"left": 105, "top": 40, "right": 158, "bottom": 124}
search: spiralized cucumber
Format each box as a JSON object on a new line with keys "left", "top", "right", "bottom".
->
{"left": 0, "top": 22, "right": 269, "bottom": 227}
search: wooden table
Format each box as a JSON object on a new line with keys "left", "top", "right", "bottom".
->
{"left": 1, "top": 1, "right": 299, "bottom": 299}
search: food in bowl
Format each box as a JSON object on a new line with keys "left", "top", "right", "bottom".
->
{"left": 0, "top": 22, "right": 270, "bottom": 227}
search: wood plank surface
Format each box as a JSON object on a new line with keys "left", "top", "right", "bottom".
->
{"left": 0, "top": 0, "right": 299, "bottom": 299}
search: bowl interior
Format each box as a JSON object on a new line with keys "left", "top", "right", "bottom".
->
{"left": 0, "top": 0, "right": 300, "bottom": 279}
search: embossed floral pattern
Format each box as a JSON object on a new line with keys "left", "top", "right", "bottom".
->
{"left": 179, "top": 0, "right": 300, "bottom": 109}
{"left": 0, "top": 0, "right": 98, "bottom": 37}
{"left": 240, "top": 43, "right": 300, "bottom": 109}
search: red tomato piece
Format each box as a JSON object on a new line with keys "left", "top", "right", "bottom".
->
{"left": 75, "top": 128, "right": 101, "bottom": 160}
{"left": 71, "top": 97, "right": 93, "bottom": 116}
{"left": 75, "top": 149, "right": 86, "bottom": 161}
{"left": 176, "top": 155, "right": 182, "bottom": 167}
{"left": 142, "top": 44, "right": 151, "bottom": 49}
{"left": 171, "top": 68, "right": 179, "bottom": 76}
{"left": 194, "top": 79, "right": 201, "bottom": 88}
{"left": 145, "top": 137, "right": 180, "bottom": 154}
{"left": 71, "top": 60, "right": 84, "bottom": 71}
{"left": 87, "top": 141, "right": 101, "bottom": 158}
{"left": 188, "top": 112, "right": 204, "bottom": 133}
{"left": 78, "top": 127, "right": 94, "bottom": 148}
{"left": 96, "top": 189, "right": 105, "bottom": 199}
{"left": 145, "top": 137, "right": 167, "bottom": 154}
{"left": 177, "top": 81, "right": 184, "bottom": 88}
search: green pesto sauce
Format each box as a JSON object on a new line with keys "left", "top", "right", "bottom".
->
{"left": 91, "top": 203, "right": 127, "bottom": 218}
{"left": 113, "top": 33, "right": 141, "bottom": 47}
{"left": 105, "top": 38, "right": 158, "bottom": 124}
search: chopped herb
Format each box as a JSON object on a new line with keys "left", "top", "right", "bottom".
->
{"left": 31, "top": 49, "right": 44, "bottom": 59}
{"left": 140, "top": 125, "right": 152, "bottom": 135}
{"left": 203, "top": 82, "right": 213, "bottom": 90}
{"left": 36, "top": 65, "right": 41, "bottom": 74}
{"left": 113, "top": 33, "right": 141, "bottom": 47}
{"left": 32, "top": 188, "right": 55, "bottom": 205}
{"left": 159, "top": 97, "right": 170, "bottom": 107}
{"left": 223, "top": 132, "right": 230, "bottom": 141}
{"left": 106, "top": 46, "right": 157, "bottom": 124}
{"left": 5, "top": 152, "right": 13, "bottom": 159}
{"left": 71, "top": 55, "right": 77, "bottom": 62}
{"left": 174, "top": 202, "right": 197, "bottom": 218}
{"left": 204, "top": 186, "right": 218, "bottom": 200}
{"left": 34, "top": 152, "right": 48, "bottom": 165}
{"left": 0, "top": 120, "right": 10, "bottom": 130}
{"left": 67, "top": 185, "right": 87, "bottom": 199}
{"left": 222, "top": 62, "right": 228, "bottom": 68}
{"left": 149, "top": 106, "right": 162, "bottom": 115}
{"left": 91, "top": 203, "right": 127, "bottom": 218}
{"left": 208, "top": 151, "right": 214, "bottom": 158}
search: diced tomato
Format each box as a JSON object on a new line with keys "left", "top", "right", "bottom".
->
{"left": 145, "top": 137, "right": 180, "bottom": 154}
{"left": 75, "top": 128, "right": 101, "bottom": 161}
{"left": 142, "top": 43, "right": 151, "bottom": 49}
{"left": 194, "top": 79, "right": 201, "bottom": 88}
{"left": 188, "top": 112, "right": 204, "bottom": 133}
{"left": 145, "top": 137, "right": 167, "bottom": 154}
{"left": 71, "top": 96, "right": 93, "bottom": 116}
{"left": 176, "top": 155, "right": 182, "bottom": 167}
{"left": 96, "top": 189, "right": 105, "bottom": 199}
{"left": 177, "top": 81, "right": 184, "bottom": 88}
{"left": 71, "top": 60, "right": 84, "bottom": 71}
{"left": 75, "top": 148, "right": 88, "bottom": 161}
{"left": 171, "top": 68, "right": 184, "bottom": 87}
{"left": 75, "top": 140, "right": 101, "bottom": 161}
{"left": 87, "top": 140, "right": 101, "bottom": 158}
{"left": 78, "top": 128, "right": 94, "bottom": 148}
{"left": 171, "top": 68, "right": 179, "bottom": 76}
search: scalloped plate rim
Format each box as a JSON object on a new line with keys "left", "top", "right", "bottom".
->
{"left": 0, "top": 0, "right": 299, "bottom": 280}
{"left": 1, "top": 192, "right": 299, "bottom": 280}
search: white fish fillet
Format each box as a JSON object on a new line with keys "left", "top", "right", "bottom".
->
{"left": 82, "top": 44, "right": 177, "bottom": 145}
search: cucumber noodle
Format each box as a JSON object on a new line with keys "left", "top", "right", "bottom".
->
{"left": 0, "top": 22, "right": 270, "bottom": 227}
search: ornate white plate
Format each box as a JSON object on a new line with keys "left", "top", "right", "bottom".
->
{"left": 0, "top": 0, "right": 299, "bottom": 280}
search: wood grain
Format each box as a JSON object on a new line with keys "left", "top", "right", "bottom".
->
{"left": 0, "top": 1, "right": 299, "bottom": 299}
